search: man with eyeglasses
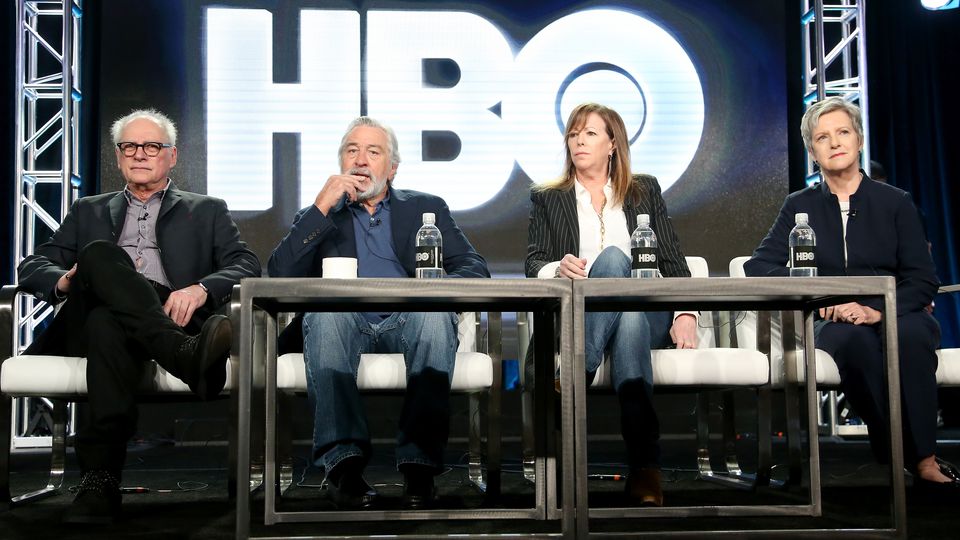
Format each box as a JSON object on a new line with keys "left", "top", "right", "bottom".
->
{"left": 17, "top": 109, "right": 261, "bottom": 524}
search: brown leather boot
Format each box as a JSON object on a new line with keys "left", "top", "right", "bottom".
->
{"left": 625, "top": 468, "right": 663, "bottom": 507}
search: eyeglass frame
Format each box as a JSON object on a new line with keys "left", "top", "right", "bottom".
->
{"left": 116, "top": 141, "right": 173, "bottom": 157}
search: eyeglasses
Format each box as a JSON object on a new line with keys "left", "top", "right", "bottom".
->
{"left": 116, "top": 141, "right": 172, "bottom": 157}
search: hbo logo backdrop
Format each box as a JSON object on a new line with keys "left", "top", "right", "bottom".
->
{"left": 205, "top": 8, "right": 704, "bottom": 211}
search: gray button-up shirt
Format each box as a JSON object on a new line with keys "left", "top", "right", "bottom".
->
{"left": 117, "top": 180, "right": 172, "bottom": 287}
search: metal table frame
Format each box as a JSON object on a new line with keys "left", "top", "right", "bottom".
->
{"left": 570, "top": 276, "right": 904, "bottom": 539}
{"left": 233, "top": 277, "right": 575, "bottom": 539}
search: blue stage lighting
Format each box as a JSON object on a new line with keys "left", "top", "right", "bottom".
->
{"left": 921, "top": 0, "right": 959, "bottom": 11}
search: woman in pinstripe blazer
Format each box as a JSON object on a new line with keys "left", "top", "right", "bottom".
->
{"left": 525, "top": 103, "right": 697, "bottom": 507}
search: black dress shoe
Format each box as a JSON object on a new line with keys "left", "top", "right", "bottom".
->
{"left": 936, "top": 457, "right": 960, "bottom": 482}
{"left": 63, "top": 470, "right": 122, "bottom": 525}
{"left": 912, "top": 475, "right": 960, "bottom": 499}
{"left": 326, "top": 459, "right": 378, "bottom": 509}
{"left": 624, "top": 468, "right": 663, "bottom": 507}
{"left": 401, "top": 467, "right": 437, "bottom": 510}
{"left": 178, "top": 315, "right": 232, "bottom": 400}
{"left": 327, "top": 475, "right": 378, "bottom": 509}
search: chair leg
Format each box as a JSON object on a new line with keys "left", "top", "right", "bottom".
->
{"left": 755, "top": 387, "right": 774, "bottom": 487}
{"left": 467, "top": 392, "right": 486, "bottom": 493}
{"left": 517, "top": 312, "right": 536, "bottom": 483}
{"left": 784, "top": 381, "right": 805, "bottom": 486}
{"left": 485, "top": 311, "right": 503, "bottom": 498}
{"left": 3, "top": 399, "right": 67, "bottom": 509}
{"left": 520, "top": 388, "right": 536, "bottom": 483}
{"left": 0, "top": 393, "right": 13, "bottom": 509}
{"left": 697, "top": 391, "right": 778, "bottom": 490}
{"left": 697, "top": 391, "right": 753, "bottom": 489}
{"left": 276, "top": 392, "right": 293, "bottom": 496}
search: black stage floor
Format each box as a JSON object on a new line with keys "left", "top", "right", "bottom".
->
{"left": 3, "top": 434, "right": 960, "bottom": 539}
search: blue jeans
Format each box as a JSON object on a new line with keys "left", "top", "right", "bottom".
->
{"left": 302, "top": 310, "right": 459, "bottom": 475}
{"left": 586, "top": 247, "right": 673, "bottom": 468}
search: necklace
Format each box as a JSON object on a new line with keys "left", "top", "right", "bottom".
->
{"left": 595, "top": 194, "right": 607, "bottom": 250}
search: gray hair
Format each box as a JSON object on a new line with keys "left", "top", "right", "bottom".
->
{"left": 338, "top": 116, "right": 401, "bottom": 167}
{"left": 110, "top": 109, "right": 178, "bottom": 146}
{"left": 800, "top": 96, "right": 863, "bottom": 153}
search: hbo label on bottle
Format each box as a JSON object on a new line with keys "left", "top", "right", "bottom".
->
{"left": 791, "top": 246, "right": 815, "bottom": 269}
{"left": 416, "top": 246, "right": 443, "bottom": 269}
{"left": 631, "top": 247, "right": 658, "bottom": 270}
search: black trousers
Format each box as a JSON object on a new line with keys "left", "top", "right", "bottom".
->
{"left": 816, "top": 310, "right": 941, "bottom": 466}
{"left": 26, "top": 241, "right": 203, "bottom": 477}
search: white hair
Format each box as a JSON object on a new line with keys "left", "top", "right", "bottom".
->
{"left": 338, "top": 116, "right": 401, "bottom": 167}
{"left": 110, "top": 109, "right": 178, "bottom": 145}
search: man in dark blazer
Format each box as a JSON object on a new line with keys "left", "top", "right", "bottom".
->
{"left": 269, "top": 116, "right": 488, "bottom": 511}
{"left": 17, "top": 109, "right": 261, "bottom": 524}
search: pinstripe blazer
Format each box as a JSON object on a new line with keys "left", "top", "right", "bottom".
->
{"left": 525, "top": 174, "right": 690, "bottom": 278}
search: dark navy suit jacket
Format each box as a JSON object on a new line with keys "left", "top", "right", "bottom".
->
{"left": 744, "top": 173, "right": 938, "bottom": 316}
{"left": 268, "top": 187, "right": 489, "bottom": 279}
{"left": 268, "top": 187, "right": 489, "bottom": 354}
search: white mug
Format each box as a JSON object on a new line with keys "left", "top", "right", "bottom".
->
{"left": 322, "top": 257, "right": 358, "bottom": 279}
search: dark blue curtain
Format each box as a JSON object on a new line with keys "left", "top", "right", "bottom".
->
{"left": 866, "top": 3, "right": 960, "bottom": 348}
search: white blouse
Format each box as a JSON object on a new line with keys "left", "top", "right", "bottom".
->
{"left": 537, "top": 178, "right": 695, "bottom": 324}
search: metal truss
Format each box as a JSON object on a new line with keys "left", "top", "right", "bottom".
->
{"left": 802, "top": 0, "right": 870, "bottom": 437}
{"left": 11, "top": 0, "right": 82, "bottom": 451}
{"left": 802, "top": 0, "right": 871, "bottom": 185}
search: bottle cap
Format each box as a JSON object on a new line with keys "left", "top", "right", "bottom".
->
{"left": 795, "top": 212, "right": 808, "bottom": 225}
{"left": 422, "top": 212, "right": 436, "bottom": 225}
{"left": 637, "top": 214, "right": 650, "bottom": 227}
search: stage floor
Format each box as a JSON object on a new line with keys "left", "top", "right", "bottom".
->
{"left": 4, "top": 434, "right": 960, "bottom": 539}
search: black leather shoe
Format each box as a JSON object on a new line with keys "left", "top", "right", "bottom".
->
{"left": 63, "top": 470, "right": 122, "bottom": 525}
{"left": 328, "top": 475, "right": 378, "bottom": 509}
{"left": 326, "top": 460, "right": 378, "bottom": 509}
{"left": 625, "top": 468, "right": 663, "bottom": 507}
{"left": 401, "top": 467, "right": 437, "bottom": 510}
{"left": 936, "top": 457, "right": 960, "bottom": 482}
{"left": 178, "top": 315, "right": 232, "bottom": 400}
{"left": 912, "top": 475, "right": 960, "bottom": 498}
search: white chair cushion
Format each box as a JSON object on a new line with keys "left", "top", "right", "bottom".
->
{"left": 768, "top": 349, "right": 841, "bottom": 387}
{"left": 276, "top": 352, "right": 493, "bottom": 392}
{"left": 589, "top": 348, "right": 770, "bottom": 388}
{"left": 0, "top": 355, "right": 235, "bottom": 397}
{"left": 937, "top": 348, "right": 960, "bottom": 386}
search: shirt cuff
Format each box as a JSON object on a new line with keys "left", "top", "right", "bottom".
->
{"left": 674, "top": 311, "right": 699, "bottom": 325}
{"left": 537, "top": 261, "right": 561, "bottom": 279}
{"left": 52, "top": 286, "right": 67, "bottom": 302}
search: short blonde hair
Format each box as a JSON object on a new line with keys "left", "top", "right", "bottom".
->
{"left": 800, "top": 97, "right": 863, "bottom": 153}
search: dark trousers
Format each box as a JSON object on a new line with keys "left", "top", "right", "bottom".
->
{"left": 26, "top": 241, "right": 202, "bottom": 477}
{"left": 816, "top": 310, "right": 941, "bottom": 466}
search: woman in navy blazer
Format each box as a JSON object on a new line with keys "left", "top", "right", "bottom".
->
{"left": 526, "top": 103, "right": 697, "bottom": 506}
{"left": 745, "top": 97, "right": 958, "bottom": 491}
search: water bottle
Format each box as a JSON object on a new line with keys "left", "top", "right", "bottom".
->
{"left": 415, "top": 212, "right": 443, "bottom": 278}
{"left": 630, "top": 214, "right": 659, "bottom": 278}
{"left": 789, "top": 212, "right": 817, "bottom": 277}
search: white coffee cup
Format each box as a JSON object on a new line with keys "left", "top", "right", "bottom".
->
{"left": 322, "top": 257, "right": 358, "bottom": 279}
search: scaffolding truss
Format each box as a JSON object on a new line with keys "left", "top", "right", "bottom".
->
{"left": 802, "top": 0, "right": 871, "bottom": 184}
{"left": 801, "top": 0, "right": 871, "bottom": 437}
{"left": 11, "top": 0, "right": 82, "bottom": 450}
